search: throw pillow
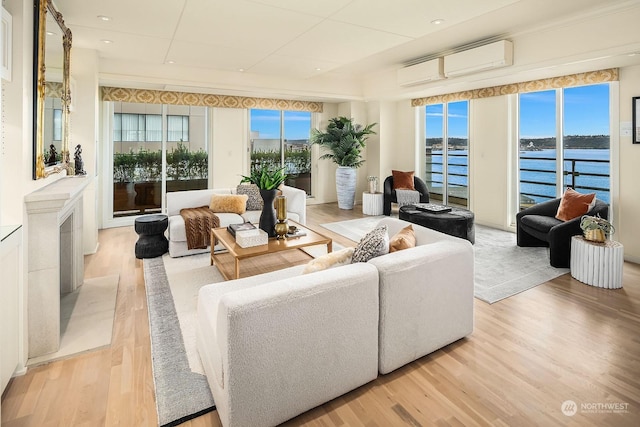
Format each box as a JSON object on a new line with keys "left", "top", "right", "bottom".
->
{"left": 236, "top": 184, "right": 263, "bottom": 210}
{"left": 389, "top": 224, "right": 416, "bottom": 252}
{"left": 555, "top": 187, "right": 596, "bottom": 221}
{"left": 351, "top": 225, "right": 389, "bottom": 263}
{"left": 209, "top": 194, "right": 249, "bottom": 214}
{"left": 302, "top": 247, "right": 355, "bottom": 274}
{"left": 392, "top": 170, "right": 415, "bottom": 190}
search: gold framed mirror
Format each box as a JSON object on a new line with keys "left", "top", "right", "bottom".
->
{"left": 33, "top": 0, "right": 72, "bottom": 179}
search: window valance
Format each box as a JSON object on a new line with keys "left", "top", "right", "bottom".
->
{"left": 411, "top": 68, "right": 618, "bottom": 107}
{"left": 45, "top": 81, "right": 63, "bottom": 98}
{"left": 100, "top": 86, "right": 323, "bottom": 113}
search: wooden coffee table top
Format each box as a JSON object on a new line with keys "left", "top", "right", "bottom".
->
{"left": 210, "top": 221, "right": 332, "bottom": 280}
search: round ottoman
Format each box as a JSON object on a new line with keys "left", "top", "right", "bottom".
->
{"left": 399, "top": 205, "right": 475, "bottom": 244}
{"left": 135, "top": 214, "right": 169, "bottom": 259}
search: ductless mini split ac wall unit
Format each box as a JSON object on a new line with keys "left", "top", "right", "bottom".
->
{"left": 444, "top": 40, "right": 513, "bottom": 77}
{"left": 397, "top": 57, "right": 444, "bottom": 87}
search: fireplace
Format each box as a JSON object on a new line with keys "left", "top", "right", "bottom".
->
{"left": 25, "top": 176, "right": 92, "bottom": 358}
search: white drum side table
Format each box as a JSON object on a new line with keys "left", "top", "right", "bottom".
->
{"left": 362, "top": 192, "right": 383, "bottom": 216}
{"left": 570, "top": 236, "right": 623, "bottom": 289}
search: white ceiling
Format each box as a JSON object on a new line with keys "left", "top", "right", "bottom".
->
{"left": 53, "top": 0, "right": 640, "bottom": 100}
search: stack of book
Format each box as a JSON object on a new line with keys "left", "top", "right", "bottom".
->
{"left": 227, "top": 222, "right": 256, "bottom": 237}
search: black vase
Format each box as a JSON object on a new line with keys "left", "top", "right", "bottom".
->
{"left": 259, "top": 189, "right": 277, "bottom": 237}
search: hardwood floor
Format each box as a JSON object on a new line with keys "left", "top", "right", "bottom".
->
{"left": 2, "top": 202, "right": 639, "bottom": 426}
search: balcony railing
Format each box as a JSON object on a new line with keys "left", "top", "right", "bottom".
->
{"left": 520, "top": 156, "right": 610, "bottom": 206}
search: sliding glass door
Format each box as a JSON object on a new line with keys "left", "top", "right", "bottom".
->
{"left": 111, "top": 101, "right": 208, "bottom": 218}
{"left": 518, "top": 83, "right": 610, "bottom": 210}
{"left": 250, "top": 109, "right": 312, "bottom": 195}
{"left": 425, "top": 101, "right": 469, "bottom": 207}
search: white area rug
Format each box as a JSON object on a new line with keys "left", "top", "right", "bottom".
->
{"left": 321, "top": 218, "right": 569, "bottom": 304}
{"left": 28, "top": 274, "right": 120, "bottom": 366}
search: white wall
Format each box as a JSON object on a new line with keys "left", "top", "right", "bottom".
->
{"left": 470, "top": 95, "right": 512, "bottom": 229}
{"left": 211, "top": 108, "right": 247, "bottom": 188}
{"left": 72, "top": 48, "right": 100, "bottom": 253}
{"left": 617, "top": 65, "right": 640, "bottom": 262}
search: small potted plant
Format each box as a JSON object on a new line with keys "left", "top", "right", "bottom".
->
{"left": 241, "top": 165, "right": 287, "bottom": 237}
{"left": 580, "top": 214, "right": 614, "bottom": 243}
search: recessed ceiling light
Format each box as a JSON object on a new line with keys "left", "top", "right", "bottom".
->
{"left": 315, "top": 67, "right": 322, "bottom": 71}
{"left": 238, "top": 68, "right": 245, "bottom": 72}
{"left": 97, "top": 15, "right": 111, "bottom": 21}
{"left": 101, "top": 39, "right": 113, "bottom": 44}
{"left": 167, "top": 60, "right": 175, "bottom": 64}
{"left": 431, "top": 18, "right": 444, "bottom": 25}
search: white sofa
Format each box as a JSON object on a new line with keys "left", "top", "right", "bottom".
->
{"left": 370, "top": 217, "right": 474, "bottom": 374}
{"left": 196, "top": 217, "right": 474, "bottom": 426}
{"left": 166, "top": 185, "right": 306, "bottom": 257}
{"left": 196, "top": 263, "right": 380, "bottom": 427}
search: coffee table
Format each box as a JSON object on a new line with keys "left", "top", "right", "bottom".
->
{"left": 210, "top": 221, "right": 332, "bottom": 280}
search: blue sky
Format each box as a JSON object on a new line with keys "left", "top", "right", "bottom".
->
{"left": 426, "top": 83, "right": 610, "bottom": 139}
{"left": 250, "top": 110, "right": 311, "bottom": 140}
{"left": 252, "top": 84, "right": 610, "bottom": 141}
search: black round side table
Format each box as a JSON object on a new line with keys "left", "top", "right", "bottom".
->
{"left": 134, "top": 214, "right": 169, "bottom": 259}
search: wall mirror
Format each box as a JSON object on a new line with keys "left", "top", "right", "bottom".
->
{"left": 33, "top": 0, "right": 72, "bottom": 179}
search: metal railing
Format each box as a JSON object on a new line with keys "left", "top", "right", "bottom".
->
{"left": 424, "top": 154, "right": 610, "bottom": 207}
{"left": 519, "top": 156, "right": 610, "bottom": 202}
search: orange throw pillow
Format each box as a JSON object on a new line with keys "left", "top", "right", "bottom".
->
{"left": 389, "top": 224, "right": 416, "bottom": 252}
{"left": 555, "top": 188, "right": 595, "bottom": 222}
{"left": 392, "top": 170, "right": 415, "bottom": 190}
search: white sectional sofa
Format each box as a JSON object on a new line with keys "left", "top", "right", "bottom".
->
{"left": 197, "top": 262, "right": 380, "bottom": 427}
{"left": 370, "top": 217, "right": 475, "bottom": 374}
{"left": 166, "top": 185, "right": 306, "bottom": 257}
{"left": 196, "top": 217, "right": 474, "bottom": 427}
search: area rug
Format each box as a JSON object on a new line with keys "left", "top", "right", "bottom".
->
{"left": 143, "top": 244, "right": 337, "bottom": 427}
{"left": 321, "top": 218, "right": 569, "bottom": 304}
{"left": 27, "top": 274, "right": 120, "bottom": 366}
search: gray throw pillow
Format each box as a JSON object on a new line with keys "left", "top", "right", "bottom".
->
{"left": 236, "top": 184, "right": 263, "bottom": 211}
{"left": 351, "top": 225, "right": 389, "bottom": 263}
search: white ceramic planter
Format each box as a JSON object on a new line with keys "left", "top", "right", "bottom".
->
{"left": 336, "top": 166, "right": 356, "bottom": 209}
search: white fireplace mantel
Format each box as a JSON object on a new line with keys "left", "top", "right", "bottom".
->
{"left": 25, "top": 176, "right": 93, "bottom": 358}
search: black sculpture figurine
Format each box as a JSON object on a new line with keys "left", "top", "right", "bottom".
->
{"left": 46, "top": 144, "right": 57, "bottom": 165}
{"left": 74, "top": 144, "right": 86, "bottom": 175}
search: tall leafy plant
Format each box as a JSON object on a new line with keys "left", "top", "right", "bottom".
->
{"left": 310, "top": 116, "right": 377, "bottom": 168}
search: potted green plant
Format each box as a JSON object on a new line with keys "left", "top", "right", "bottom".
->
{"left": 580, "top": 214, "right": 614, "bottom": 243}
{"left": 241, "top": 164, "right": 287, "bottom": 236}
{"left": 311, "top": 116, "right": 376, "bottom": 209}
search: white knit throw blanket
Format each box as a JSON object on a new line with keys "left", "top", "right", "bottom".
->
{"left": 395, "top": 189, "right": 420, "bottom": 207}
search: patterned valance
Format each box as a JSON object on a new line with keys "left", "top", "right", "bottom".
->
{"left": 45, "top": 82, "right": 63, "bottom": 98}
{"left": 411, "top": 68, "right": 619, "bottom": 107}
{"left": 100, "top": 87, "right": 323, "bottom": 113}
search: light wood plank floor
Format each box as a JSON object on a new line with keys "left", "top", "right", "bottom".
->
{"left": 2, "top": 202, "right": 639, "bottom": 426}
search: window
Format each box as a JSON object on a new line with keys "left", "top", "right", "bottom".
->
{"left": 110, "top": 103, "right": 208, "bottom": 219}
{"left": 250, "top": 109, "right": 312, "bottom": 195}
{"left": 518, "top": 83, "right": 610, "bottom": 210}
{"left": 112, "top": 113, "right": 162, "bottom": 142}
{"left": 424, "top": 100, "right": 469, "bottom": 207}
{"left": 167, "top": 115, "right": 189, "bottom": 142}
{"left": 53, "top": 109, "right": 62, "bottom": 141}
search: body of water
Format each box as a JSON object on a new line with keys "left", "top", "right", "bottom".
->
{"left": 425, "top": 149, "right": 610, "bottom": 203}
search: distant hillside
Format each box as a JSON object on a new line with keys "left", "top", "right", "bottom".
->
{"left": 520, "top": 135, "right": 610, "bottom": 149}
{"left": 425, "top": 135, "right": 610, "bottom": 150}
